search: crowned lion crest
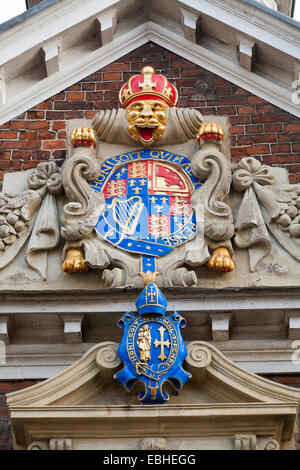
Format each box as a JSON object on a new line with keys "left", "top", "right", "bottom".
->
{"left": 60, "top": 66, "right": 235, "bottom": 287}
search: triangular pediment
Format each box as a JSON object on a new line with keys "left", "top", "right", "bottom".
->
{"left": 0, "top": 0, "right": 299, "bottom": 126}
{"left": 6, "top": 341, "right": 300, "bottom": 449}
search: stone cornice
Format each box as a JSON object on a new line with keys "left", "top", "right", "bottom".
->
{"left": 7, "top": 341, "right": 299, "bottom": 448}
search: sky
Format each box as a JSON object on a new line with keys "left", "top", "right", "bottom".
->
{"left": 0, "top": 0, "right": 299, "bottom": 25}
{"left": 0, "top": 0, "right": 27, "bottom": 24}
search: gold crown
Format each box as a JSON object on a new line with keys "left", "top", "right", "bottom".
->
{"left": 139, "top": 270, "right": 158, "bottom": 285}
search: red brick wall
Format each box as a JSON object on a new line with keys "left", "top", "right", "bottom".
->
{"left": 0, "top": 42, "right": 299, "bottom": 184}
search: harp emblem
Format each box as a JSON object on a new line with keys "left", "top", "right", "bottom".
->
{"left": 109, "top": 196, "right": 144, "bottom": 235}
{"left": 90, "top": 150, "right": 203, "bottom": 257}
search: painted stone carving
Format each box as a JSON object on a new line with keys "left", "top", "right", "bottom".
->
{"left": 0, "top": 67, "right": 299, "bottom": 282}
{"left": 61, "top": 66, "right": 235, "bottom": 286}
{"left": 115, "top": 280, "right": 191, "bottom": 403}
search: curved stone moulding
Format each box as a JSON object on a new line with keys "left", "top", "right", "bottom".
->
{"left": 6, "top": 340, "right": 300, "bottom": 450}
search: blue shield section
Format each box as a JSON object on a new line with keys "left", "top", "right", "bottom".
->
{"left": 89, "top": 149, "right": 204, "bottom": 258}
{"left": 115, "top": 310, "right": 191, "bottom": 403}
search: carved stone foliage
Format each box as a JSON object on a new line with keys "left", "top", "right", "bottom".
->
{"left": 233, "top": 157, "right": 300, "bottom": 271}
{"left": 0, "top": 162, "right": 62, "bottom": 279}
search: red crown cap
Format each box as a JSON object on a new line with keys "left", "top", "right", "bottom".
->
{"left": 119, "top": 66, "right": 178, "bottom": 108}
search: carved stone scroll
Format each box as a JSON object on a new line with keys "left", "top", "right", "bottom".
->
{"left": 61, "top": 146, "right": 110, "bottom": 269}
{"left": 186, "top": 142, "right": 234, "bottom": 266}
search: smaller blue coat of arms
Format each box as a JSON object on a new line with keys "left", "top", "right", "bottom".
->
{"left": 114, "top": 282, "right": 191, "bottom": 403}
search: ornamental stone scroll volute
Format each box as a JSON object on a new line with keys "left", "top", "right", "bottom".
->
{"left": 61, "top": 66, "right": 235, "bottom": 288}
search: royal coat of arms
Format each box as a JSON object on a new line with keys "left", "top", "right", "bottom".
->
{"left": 61, "top": 65, "right": 235, "bottom": 287}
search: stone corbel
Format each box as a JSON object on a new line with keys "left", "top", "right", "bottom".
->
{"left": 96, "top": 7, "right": 117, "bottom": 46}
{"left": 42, "top": 38, "right": 62, "bottom": 77}
{"left": 293, "top": 60, "right": 300, "bottom": 82}
{"left": 234, "top": 434, "right": 257, "bottom": 450}
{"left": 180, "top": 8, "right": 199, "bottom": 43}
{"left": 237, "top": 35, "right": 256, "bottom": 72}
{"left": 234, "top": 435, "right": 280, "bottom": 450}
{"left": 285, "top": 313, "right": 300, "bottom": 340}
{"left": 0, "top": 315, "right": 12, "bottom": 345}
{"left": 62, "top": 314, "right": 84, "bottom": 343}
{"left": 210, "top": 313, "right": 232, "bottom": 342}
{"left": 49, "top": 438, "right": 73, "bottom": 450}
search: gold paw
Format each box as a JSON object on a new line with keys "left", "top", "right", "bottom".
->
{"left": 207, "top": 248, "right": 234, "bottom": 272}
{"left": 70, "top": 127, "right": 97, "bottom": 148}
{"left": 197, "top": 122, "right": 225, "bottom": 143}
{"left": 62, "top": 249, "right": 88, "bottom": 273}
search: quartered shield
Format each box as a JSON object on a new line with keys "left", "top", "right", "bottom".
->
{"left": 90, "top": 149, "right": 203, "bottom": 257}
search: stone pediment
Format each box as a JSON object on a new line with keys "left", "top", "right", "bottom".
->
{"left": 6, "top": 341, "right": 300, "bottom": 450}
{"left": 0, "top": 0, "right": 299, "bottom": 125}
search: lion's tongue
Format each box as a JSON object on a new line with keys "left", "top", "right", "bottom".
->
{"left": 139, "top": 127, "right": 154, "bottom": 141}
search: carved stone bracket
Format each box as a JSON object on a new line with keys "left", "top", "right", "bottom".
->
{"left": 62, "top": 314, "right": 84, "bottom": 343}
{"left": 234, "top": 435, "right": 280, "bottom": 450}
{"left": 210, "top": 313, "right": 231, "bottom": 342}
{"left": 234, "top": 434, "right": 257, "bottom": 450}
{"left": 0, "top": 315, "right": 12, "bottom": 344}
{"left": 188, "top": 142, "right": 234, "bottom": 266}
{"left": 49, "top": 438, "right": 73, "bottom": 450}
